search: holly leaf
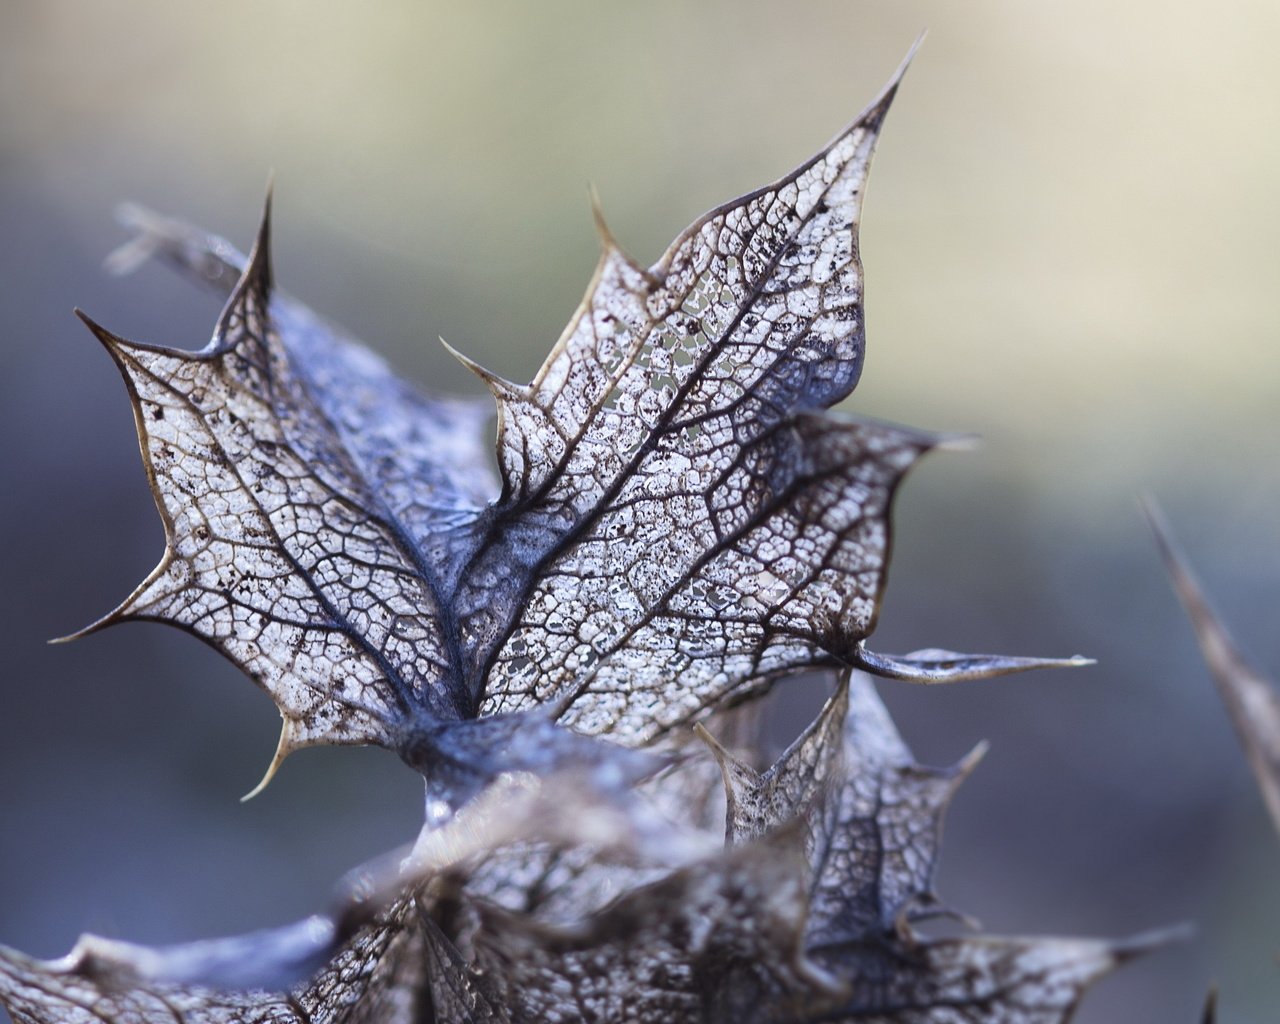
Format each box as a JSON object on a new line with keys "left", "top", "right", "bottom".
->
{"left": 63, "top": 47, "right": 1081, "bottom": 806}
{"left": 0, "top": 681, "right": 1173, "bottom": 1024}
{"left": 699, "top": 672, "right": 1172, "bottom": 1022}
{"left": 0, "top": 899, "right": 426, "bottom": 1024}
{"left": 461, "top": 828, "right": 820, "bottom": 1022}
{"left": 702, "top": 672, "right": 980, "bottom": 932}
{"left": 806, "top": 675, "right": 982, "bottom": 944}
{"left": 813, "top": 931, "right": 1175, "bottom": 1024}
{"left": 2, "top": 46, "right": 1135, "bottom": 1024}
{"left": 0, "top": 768, "right": 717, "bottom": 1021}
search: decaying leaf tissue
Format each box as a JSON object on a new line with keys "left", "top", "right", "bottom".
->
{"left": 0, "top": 48, "right": 1167, "bottom": 1024}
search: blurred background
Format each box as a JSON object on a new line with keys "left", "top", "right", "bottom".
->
{"left": 2, "top": 2, "right": 1278, "bottom": 1020}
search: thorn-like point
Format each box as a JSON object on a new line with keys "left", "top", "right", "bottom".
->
{"left": 49, "top": 603, "right": 130, "bottom": 645}
{"left": 854, "top": 30, "right": 926, "bottom": 131}
{"left": 588, "top": 183, "right": 620, "bottom": 253}
{"left": 439, "top": 336, "right": 518, "bottom": 397}
{"left": 856, "top": 646, "right": 1095, "bottom": 685}
{"left": 693, "top": 721, "right": 732, "bottom": 763}
{"left": 247, "top": 182, "right": 274, "bottom": 296}
{"left": 1140, "top": 494, "right": 1222, "bottom": 643}
{"left": 885, "top": 31, "right": 926, "bottom": 99}
{"left": 1109, "top": 922, "right": 1195, "bottom": 962}
{"left": 1140, "top": 494, "right": 1187, "bottom": 581}
{"left": 957, "top": 738, "right": 990, "bottom": 776}
{"left": 241, "top": 719, "right": 294, "bottom": 802}
{"left": 48, "top": 626, "right": 89, "bottom": 646}
{"left": 932, "top": 431, "right": 981, "bottom": 453}
{"left": 74, "top": 308, "right": 127, "bottom": 352}
{"left": 1201, "top": 982, "right": 1219, "bottom": 1024}
{"left": 583, "top": 184, "right": 654, "bottom": 287}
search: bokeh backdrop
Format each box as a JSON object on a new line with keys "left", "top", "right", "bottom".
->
{"left": 2, "top": 2, "right": 1279, "bottom": 1021}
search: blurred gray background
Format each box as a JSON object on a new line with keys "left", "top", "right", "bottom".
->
{"left": 2, "top": 2, "right": 1278, "bottom": 1021}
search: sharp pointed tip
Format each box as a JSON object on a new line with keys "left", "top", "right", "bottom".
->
{"left": 439, "top": 336, "right": 518, "bottom": 397}
{"left": 1140, "top": 500, "right": 1222, "bottom": 629}
{"left": 1140, "top": 493, "right": 1185, "bottom": 572}
{"left": 75, "top": 308, "right": 132, "bottom": 353}
{"left": 904, "top": 29, "right": 928, "bottom": 68}
{"left": 1201, "top": 982, "right": 1219, "bottom": 1024}
{"left": 1139, "top": 491, "right": 1170, "bottom": 537}
{"left": 958, "top": 739, "right": 990, "bottom": 774}
{"left": 47, "top": 632, "right": 78, "bottom": 646}
{"left": 1010, "top": 653, "right": 1096, "bottom": 673}
{"left": 860, "top": 33, "right": 926, "bottom": 125}
{"left": 1111, "top": 922, "right": 1195, "bottom": 961}
{"left": 50, "top": 609, "right": 122, "bottom": 645}
{"left": 248, "top": 190, "right": 274, "bottom": 295}
{"left": 73, "top": 306, "right": 103, "bottom": 332}
{"left": 588, "top": 184, "right": 619, "bottom": 250}
{"left": 890, "top": 32, "right": 926, "bottom": 89}
{"left": 241, "top": 720, "right": 295, "bottom": 802}
{"left": 693, "top": 721, "right": 730, "bottom": 760}
{"left": 239, "top": 781, "right": 268, "bottom": 804}
{"left": 932, "top": 431, "right": 981, "bottom": 452}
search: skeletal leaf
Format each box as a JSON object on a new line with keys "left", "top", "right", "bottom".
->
{"left": 806, "top": 674, "right": 983, "bottom": 945}
{"left": 0, "top": 687, "right": 1169, "bottom": 1024}
{"left": 420, "top": 914, "right": 510, "bottom": 1024}
{"left": 702, "top": 673, "right": 1168, "bottom": 1023}
{"left": 65, "top": 47, "right": 1080, "bottom": 804}
{"left": 810, "top": 930, "right": 1177, "bottom": 1024}
{"left": 1, "top": 46, "right": 1132, "bottom": 1024}
{"left": 0, "top": 772, "right": 803, "bottom": 1023}
{"left": 1146, "top": 498, "right": 1280, "bottom": 838}
{"left": 702, "top": 674, "right": 977, "bottom": 937}
{"left": 74, "top": 205, "right": 496, "bottom": 762}
{"left": 0, "top": 899, "right": 427, "bottom": 1024}
{"left": 698, "top": 677, "right": 849, "bottom": 845}
{"left": 467, "top": 826, "right": 831, "bottom": 1024}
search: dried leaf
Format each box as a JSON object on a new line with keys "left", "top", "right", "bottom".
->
{"left": 698, "top": 678, "right": 849, "bottom": 846}
{"left": 812, "top": 930, "right": 1175, "bottom": 1024}
{"left": 1145, "top": 498, "right": 1280, "bottom": 838}
{"left": 806, "top": 674, "right": 983, "bottom": 944}
{"left": 65, "top": 47, "right": 1078, "bottom": 806}
{"left": 0, "top": 899, "right": 427, "bottom": 1024}
{"left": 1, "top": 46, "right": 1133, "bottom": 1024}
{"left": 468, "top": 827, "right": 829, "bottom": 1024}
{"left": 701, "top": 674, "right": 1160, "bottom": 1023}
{"left": 702, "top": 674, "right": 978, "bottom": 935}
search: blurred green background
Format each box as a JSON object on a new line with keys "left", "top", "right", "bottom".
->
{"left": 2, "top": 2, "right": 1278, "bottom": 1021}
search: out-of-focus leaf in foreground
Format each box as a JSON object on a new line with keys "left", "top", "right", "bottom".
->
{"left": 0, "top": 677, "right": 1163, "bottom": 1023}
